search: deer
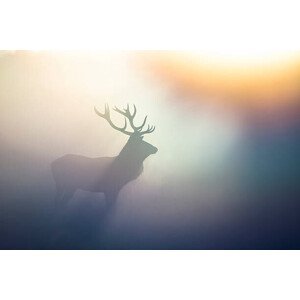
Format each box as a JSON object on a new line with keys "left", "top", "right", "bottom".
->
{"left": 51, "top": 104, "right": 158, "bottom": 209}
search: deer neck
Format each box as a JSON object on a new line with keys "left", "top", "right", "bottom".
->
{"left": 116, "top": 143, "right": 145, "bottom": 168}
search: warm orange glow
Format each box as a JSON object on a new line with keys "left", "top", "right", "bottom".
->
{"left": 139, "top": 52, "right": 300, "bottom": 110}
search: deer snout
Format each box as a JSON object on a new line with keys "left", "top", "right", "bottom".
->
{"left": 152, "top": 146, "right": 158, "bottom": 154}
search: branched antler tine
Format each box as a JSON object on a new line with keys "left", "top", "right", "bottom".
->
{"left": 136, "top": 115, "right": 147, "bottom": 131}
{"left": 105, "top": 103, "right": 110, "bottom": 116}
{"left": 132, "top": 104, "right": 137, "bottom": 118}
{"left": 117, "top": 117, "right": 127, "bottom": 131}
{"left": 148, "top": 126, "right": 155, "bottom": 133}
{"left": 112, "top": 104, "right": 155, "bottom": 134}
{"left": 140, "top": 124, "right": 155, "bottom": 135}
{"left": 95, "top": 104, "right": 131, "bottom": 135}
{"left": 114, "top": 104, "right": 140, "bottom": 131}
{"left": 94, "top": 106, "right": 105, "bottom": 117}
{"left": 114, "top": 106, "right": 127, "bottom": 117}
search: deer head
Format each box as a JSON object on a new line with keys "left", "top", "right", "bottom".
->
{"left": 94, "top": 104, "right": 158, "bottom": 159}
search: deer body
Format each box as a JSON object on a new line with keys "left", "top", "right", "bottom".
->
{"left": 52, "top": 155, "right": 114, "bottom": 193}
{"left": 52, "top": 104, "right": 157, "bottom": 208}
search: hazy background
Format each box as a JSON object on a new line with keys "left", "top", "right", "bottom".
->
{"left": 0, "top": 51, "right": 299, "bottom": 249}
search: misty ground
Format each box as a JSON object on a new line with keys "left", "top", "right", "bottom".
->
{"left": 1, "top": 134, "right": 300, "bottom": 250}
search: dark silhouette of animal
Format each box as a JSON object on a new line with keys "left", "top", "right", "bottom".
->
{"left": 51, "top": 104, "right": 158, "bottom": 208}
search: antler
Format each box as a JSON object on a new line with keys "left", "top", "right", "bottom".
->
{"left": 95, "top": 103, "right": 155, "bottom": 136}
{"left": 94, "top": 104, "right": 132, "bottom": 135}
{"left": 139, "top": 124, "right": 156, "bottom": 135}
{"left": 113, "top": 104, "right": 148, "bottom": 132}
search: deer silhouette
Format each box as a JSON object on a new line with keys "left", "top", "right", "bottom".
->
{"left": 51, "top": 104, "right": 158, "bottom": 208}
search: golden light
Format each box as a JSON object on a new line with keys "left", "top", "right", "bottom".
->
{"left": 140, "top": 51, "right": 300, "bottom": 111}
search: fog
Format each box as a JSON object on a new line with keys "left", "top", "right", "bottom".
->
{"left": 1, "top": 51, "right": 299, "bottom": 249}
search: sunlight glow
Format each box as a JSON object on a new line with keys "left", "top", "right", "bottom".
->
{"left": 141, "top": 51, "right": 300, "bottom": 110}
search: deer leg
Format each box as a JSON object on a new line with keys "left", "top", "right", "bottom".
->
{"left": 54, "top": 185, "right": 65, "bottom": 210}
{"left": 55, "top": 189, "right": 75, "bottom": 210}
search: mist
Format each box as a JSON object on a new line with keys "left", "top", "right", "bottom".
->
{"left": 0, "top": 51, "right": 299, "bottom": 249}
